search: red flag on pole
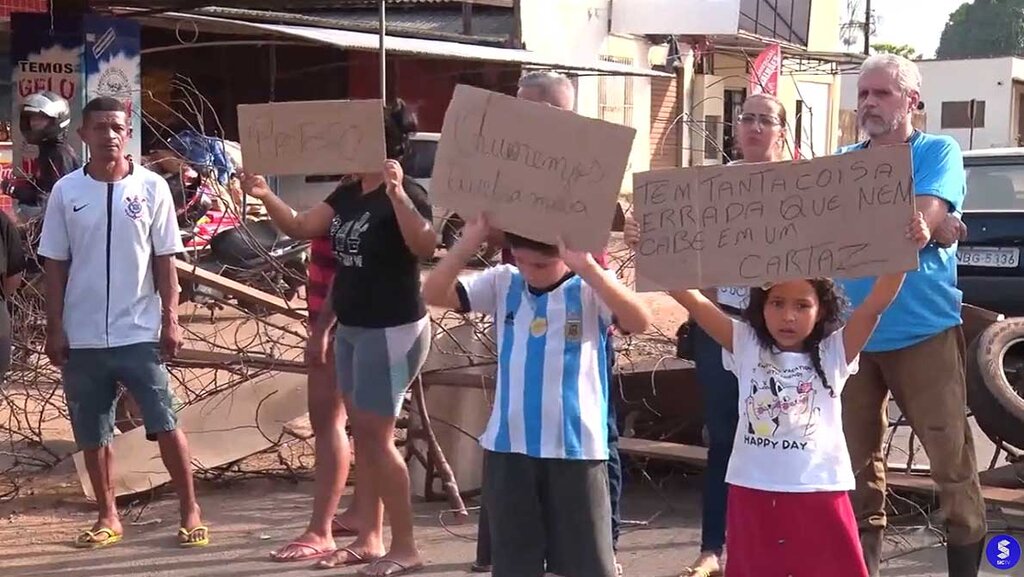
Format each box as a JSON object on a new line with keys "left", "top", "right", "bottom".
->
{"left": 749, "top": 44, "right": 782, "bottom": 96}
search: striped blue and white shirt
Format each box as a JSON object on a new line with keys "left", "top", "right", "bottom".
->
{"left": 457, "top": 264, "right": 614, "bottom": 460}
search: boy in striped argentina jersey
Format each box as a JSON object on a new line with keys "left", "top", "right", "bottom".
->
{"left": 424, "top": 216, "right": 651, "bottom": 577}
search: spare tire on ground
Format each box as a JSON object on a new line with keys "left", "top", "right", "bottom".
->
{"left": 966, "top": 317, "right": 1024, "bottom": 450}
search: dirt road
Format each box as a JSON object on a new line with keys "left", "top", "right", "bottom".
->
{"left": 1, "top": 471, "right": 1012, "bottom": 577}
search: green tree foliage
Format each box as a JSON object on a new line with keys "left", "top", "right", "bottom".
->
{"left": 871, "top": 43, "right": 922, "bottom": 59}
{"left": 937, "top": 0, "right": 1024, "bottom": 58}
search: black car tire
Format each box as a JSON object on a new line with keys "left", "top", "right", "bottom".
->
{"left": 966, "top": 317, "right": 1024, "bottom": 449}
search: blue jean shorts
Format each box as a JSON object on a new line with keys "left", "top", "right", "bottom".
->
{"left": 63, "top": 342, "right": 179, "bottom": 449}
{"left": 335, "top": 316, "right": 432, "bottom": 417}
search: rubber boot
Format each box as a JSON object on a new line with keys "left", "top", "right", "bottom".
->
{"left": 860, "top": 530, "right": 883, "bottom": 577}
{"left": 472, "top": 502, "right": 492, "bottom": 573}
{"left": 946, "top": 539, "right": 984, "bottom": 577}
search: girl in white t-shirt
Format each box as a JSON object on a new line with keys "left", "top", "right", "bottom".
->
{"left": 663, "top": 213, "right": 930, "bottom": 577}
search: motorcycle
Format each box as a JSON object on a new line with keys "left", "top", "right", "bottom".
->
{"left": 154, "top": 153, "right": 309, "bottom": 315}
{"left": 179, "top": 219, "right": 310, "bottom": 314}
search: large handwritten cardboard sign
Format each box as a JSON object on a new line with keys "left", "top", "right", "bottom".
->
{"left": 431, "top": 84, "right": 637, "bottom": 253}
{"left": 237, "top": 99, "right": 385, "bottom": 176}
{"left": 633, "top": 145, "right": 919, "bottom": 291}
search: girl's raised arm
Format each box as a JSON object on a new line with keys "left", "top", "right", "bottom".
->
{"left": 626, "top": 214, "right": 734, "bottom": 351}
{"left": 843, "top": 212, "right": 929, "bottom": 363}
{"left": 669, "top": 289, "right": 735, "bottom": 353}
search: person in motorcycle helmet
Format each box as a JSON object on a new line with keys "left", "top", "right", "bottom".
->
{"left": 13, "top": 91, "right": 81, "bottom": 208}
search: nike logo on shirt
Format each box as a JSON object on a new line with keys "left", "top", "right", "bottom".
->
{"left": 73, "top": 204, "right": 88, "bottom": 212}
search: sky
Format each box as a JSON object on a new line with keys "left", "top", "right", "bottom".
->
{"left": 845, "top": 0, "right": 967, "bottom": 58}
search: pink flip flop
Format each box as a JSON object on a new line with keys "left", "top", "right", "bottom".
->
{"left": 269, "top": 541, "right": 337, "bottom": 562}
{"left": 331, "top": 517, "right": 359, "bottom": 536}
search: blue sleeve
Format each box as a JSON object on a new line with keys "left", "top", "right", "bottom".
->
{"left": 914, "top": 137, "right": 965, "bottom": 212}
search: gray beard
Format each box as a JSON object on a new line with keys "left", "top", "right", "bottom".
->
{"left": 861, "top": 110, "right": 908, "bottom": 138}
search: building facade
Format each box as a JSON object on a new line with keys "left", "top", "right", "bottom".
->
{"left": 612, "top": 0, "right": 855, "bottom": 169}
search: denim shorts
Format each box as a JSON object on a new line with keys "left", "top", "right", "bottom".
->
{"left": 335, "top": 316, "right": 431, "bottom": 417}
{"left": 63, "top": 342, "right": 179, "bottom": 449}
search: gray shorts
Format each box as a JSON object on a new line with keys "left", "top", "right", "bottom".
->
{"left": 334, "top": 316, "right": 431, "bottom": 417}
{"left": 483, "top": 450, "right": 616, "bottom": 577}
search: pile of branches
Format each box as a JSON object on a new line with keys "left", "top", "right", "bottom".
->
{"left": 0, "top": 76, "right": 683, "bottom": 505}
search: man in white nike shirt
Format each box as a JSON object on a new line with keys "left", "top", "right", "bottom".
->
{"left": 39, "top": 96, "right": 208, "bottom": 549}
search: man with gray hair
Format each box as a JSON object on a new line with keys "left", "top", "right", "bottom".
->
{"left": 516, "top": 70, "right": 576, "bottom": 110}
{"left": 837, "top": 53, "right": 986, "bottom": 577}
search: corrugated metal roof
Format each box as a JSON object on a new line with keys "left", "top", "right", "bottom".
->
{"left": 312, "top": 8, "right": 515, "bottom": 38}
{"left": 191, "top": 5, "right": 514, "bottom": 45}
{"left": 142, "top": 11, "right": 671, "bottom": 77}
{"left": 95, "top": 0, "right": 513, "bottom": 10}
{"left": 331, "top": 0, "right": 512, "bottom": 4}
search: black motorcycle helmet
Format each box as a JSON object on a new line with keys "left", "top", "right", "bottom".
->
{"left": 20, "top": 91, "right": 72, "bottom": 146}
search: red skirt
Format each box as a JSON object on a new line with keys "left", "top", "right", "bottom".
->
{"left": 725, "top": 485, "right": 868, "bottom": 577}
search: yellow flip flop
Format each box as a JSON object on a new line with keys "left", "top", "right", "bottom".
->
{"left": 74, "top": 527, "right": 123, "bottom": 549}
{"left": 178, "top": 525, "right": 210, "bottom": 548}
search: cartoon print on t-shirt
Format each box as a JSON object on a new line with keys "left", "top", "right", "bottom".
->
{"left": 775, "top": 379, "right": 821, "bottom": 438}
{"left": 743, "top": 362, "right": 822, "bottom": 447}
{"left": 745, "top": 380, "right": 780, "bottom": 437}
{"left": 331, "top": 211, "right": 370, "bottom": 268}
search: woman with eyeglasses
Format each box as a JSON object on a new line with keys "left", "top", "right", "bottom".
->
{"left": 626, "top": 93, "right": 789, "bottom": 577}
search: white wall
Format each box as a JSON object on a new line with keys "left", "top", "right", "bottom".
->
{"left": 840, "top": 57, "right": 1019, "bottom": 150}
{"left": 519, "top": 0, "right": 653, "bottom": 189}
{"left": 519, "top": 0, "right": 608, "bottom": 59}
{"left": 610, "top": 0, "right": 741, "bottom": 36}
{"left": 1012, "top": 58, "right": 1024, "bottom": 82}
{"left": 918, "top": 57, "right": 1014, "bottom": 150}
{"left": 839, "top": 69, "right": 858, "bottom": 111}
{"left": 794, "top": 81, "right": 832, "bottom": 158}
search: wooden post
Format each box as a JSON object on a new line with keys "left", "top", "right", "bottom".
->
{"left": 409, "top": 376, "right": 469, "bottom": 519}
{"left": 462, "top": 2, "right": 474, "bottom": 36}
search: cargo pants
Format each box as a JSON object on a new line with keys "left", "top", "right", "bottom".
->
{"left": 841, "top": 326, "right": 987, "bottom": 547}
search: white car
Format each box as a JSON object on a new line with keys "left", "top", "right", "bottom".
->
{"left": 404, "top": 132, "right": 449, "bottom": 243}
{"left": 405, "top": 132, "right": 499, "bottom": 263}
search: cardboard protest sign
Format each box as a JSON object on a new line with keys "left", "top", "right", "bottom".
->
{"left": 431, "top": 84, "right": 637, "bottom": 253}
{"left": 237, "top": 99, "right": 385, "bottom": 176}
{"left": 633, "top": 145, "right": 918, "bottom": 291}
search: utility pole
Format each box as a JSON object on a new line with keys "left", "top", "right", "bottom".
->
{"left": 379, "top": 0, "right": 387, "bottom": 102}
{"left": 863, "top": 0, "right": 872, "bottom": 55}
{"left": 968, "top": 98, "right": 977, "bottom": 150}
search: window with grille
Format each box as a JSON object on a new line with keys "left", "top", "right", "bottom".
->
{"left": 598, "top": 56, "right": 635, "bottom": 128}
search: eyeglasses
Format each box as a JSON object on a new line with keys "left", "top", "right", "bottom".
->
{"left": 737, "top": 113, "right": 783, "bottom": 128}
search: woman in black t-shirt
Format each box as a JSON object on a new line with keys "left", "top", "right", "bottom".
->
{"left": 241, "top": 101, "right": 435, "bottom": 575}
